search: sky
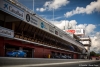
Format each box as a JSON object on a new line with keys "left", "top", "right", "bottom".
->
{"left": 18, "top": 0, "right": 100, "bottom": 53}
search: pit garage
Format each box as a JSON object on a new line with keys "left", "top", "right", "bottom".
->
{"left": 23, "top": 48, "right": 33, "bottom": 58}
{"left": 5, "top": 44, "right": 19, "bottom": 57}
{"left": 5, "top": 43, "right": 33, "bottom": 58}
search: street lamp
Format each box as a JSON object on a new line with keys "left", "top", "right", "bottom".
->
{"left": 33, "top": 0, "right": 34, "bottom": 12}
{"left": 53, "top": 7, "right": 54, "bottom": 22}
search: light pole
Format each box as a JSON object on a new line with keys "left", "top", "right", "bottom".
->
{"left": 53, "top": 7, "right": 54, "bottom": 22}
{"left": 33, "top": 0, "right": 34, "bottom": 11}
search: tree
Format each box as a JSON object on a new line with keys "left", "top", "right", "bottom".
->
{"left": 90, "top": 51, "right": 96, "bottom": 56}
{"left": 96, "top": 53, "right": 100, "bottom": 57}
{"left": 90, "top": 51, "right": 100, "bottom": 57}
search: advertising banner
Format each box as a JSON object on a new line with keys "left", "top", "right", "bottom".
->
{"left": 24, "top": 11, "right": 40, "bottom": 27}
{"left": 0, "top": 26, "right": 14, "bottom": 38}
{"left": 66, "top": 29, "right": 85, "bottom": 35}
{"left": 49, "top": 26, "right": 55, "bottom": 34}
{"left": 39, "top": 21, "right": 49, "bottom": 32}
{"left": 74, "top": 29, "right": 84, "bottom": 35}
{"left": 66, "top": 29, "right": 75, "bottom": 34}
{"left": 0, "top": 0, "right": 24, "bottom": 20}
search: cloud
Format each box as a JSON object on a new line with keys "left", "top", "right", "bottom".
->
{"left": 85, "top": 24, "right": 96, "bottom": 35}
{"left": 36, "top": 8, "right": 46, "bottom": 12}
{"left": 51, "top": 20, "right": 77, "bottom": 29}
{"left": 54, "top": 16, "right": 63, "bottom": 20}
{"left": 90, "top": 32, "right": 100, "bottom": 53}
{"left": 36, "top": 0, "right": 70, "bottom": 12}
{"left": 64, "top": 0, "right": 100, "bottom": 18}
{"left": 51, "top": 20, "right": 96, "bottom": 35}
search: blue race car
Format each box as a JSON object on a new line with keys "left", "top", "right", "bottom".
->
{"left": 6, "top": 50, "right": 27, "bottom": 57}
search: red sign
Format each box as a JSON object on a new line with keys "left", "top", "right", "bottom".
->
{"left": 66, "top": 30, "right": 75, "bottom": 34}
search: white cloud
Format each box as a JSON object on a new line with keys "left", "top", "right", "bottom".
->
{"left": 76, "top": 24, "right": 87, "bottom": 29}
{"left": 36, "top": 0, "right": 70, "bottom": 12}
{"left": 64, "top": 0, "right": 100, "bottom": 18}
{"left": 85, "top": 24, "right": 96, "bottom": 35}
{"left": 54, "top": 16, "right": 63, "bottom": 20}
{"left": 51, "top": 20, "right": 96, "bottom": 36}
{"left": 90, "top": 32, "right": 100, "bottom": 53}
{"left": 51, "top": 20, "right": 77, "bottom": 30}
{"left": 36, "top": 8, "right": 46, "bottom": 12}
{"left": 36, "top": 8, "right": 39, "bottom": 11}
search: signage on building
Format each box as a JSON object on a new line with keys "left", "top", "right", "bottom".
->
{"left": 74, "top": 29, "right": 84, "bottom": 35}
{"left": 26, "top": 14, "right": 30, "bottom": 22}
{"left": 66, "top": 30, "right": 75, "bottom": 34}
{"left": 0, "top": 0, "right": 24, "bottom": 20}
{"left": 25, "top": 13, "right": 38, "bottom": 25}
{"left": 49, "top": 26, "right": 54, "bottom": 33}
{"left": 66, "top": 29, "right": 85, "bottom": 35}
{"left": 0, "top": 26, "right": 14, "bottom": 38}
{"left": 40, "top": 22, "right": 48, "bottom": 30}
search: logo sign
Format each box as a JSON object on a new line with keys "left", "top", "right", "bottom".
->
{"left": 41, "top": 22, "right": 44, "bottom": 28}
{"left": 30, "top": 16, "right": 37, "bottom": 25}
{"left": 0, "top": 1, "right": 24, "bottom": 20}
{"left": 25, "top": 13, "right": 38, "bottom": 25}
{"left": 41, "top": 22, "right": 47, "bottom": 29}
{"left": 66, "top": 29, "right": 84, "bottom": 35}
{"left": 0, "top": 26, "right": 14, "bottom": 38}
{"left": 66, "top": 30, "right": 75, "bottom": 34}
{"left": 26, "top": 14, "right": 30, "bottom": 22}
{"left": 49, "top": 26, "right": 54, "bottom": 33}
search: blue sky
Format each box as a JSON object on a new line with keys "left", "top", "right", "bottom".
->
{"left": 18, "top": 0, "right": 100, "bottom": 29}
{"left": 18, "top": 0, "right": 100, "bottom": 52}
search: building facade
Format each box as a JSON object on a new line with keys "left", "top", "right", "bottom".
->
{"left": 0, "top": 0, "right": 85, "bottom": 58}
{"left": 66, "top": 29, "right": 91, "bottom": 59}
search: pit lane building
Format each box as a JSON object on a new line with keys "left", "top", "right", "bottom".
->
{"left": 0, "top": 0, "right": 87, "bottom": 58}
{"left": 66, "top": 29, "right": 91, "bottom": 59}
